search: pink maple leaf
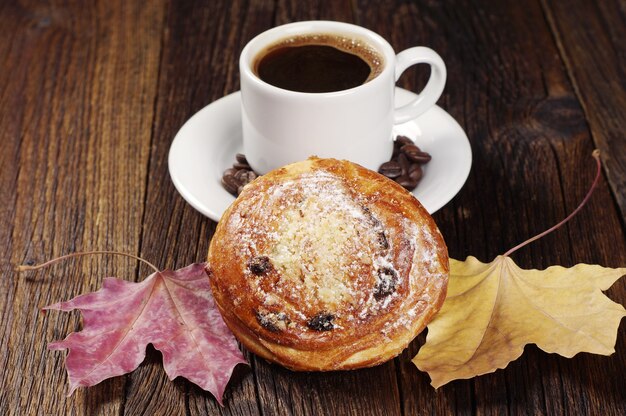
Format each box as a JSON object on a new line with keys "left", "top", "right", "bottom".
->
{"left": 44, "top": 262, "right": 246, "bottom": 405}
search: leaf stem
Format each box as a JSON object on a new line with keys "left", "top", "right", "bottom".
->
{"left": 16, "top": 251, "right": 160, "bottom": 273}
{"left": 503, "top": 150, "right": 602, "bottom": 257}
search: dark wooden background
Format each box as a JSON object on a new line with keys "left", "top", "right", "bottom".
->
{"left": 1, "top": 0, "right": 625, "bottom": 414}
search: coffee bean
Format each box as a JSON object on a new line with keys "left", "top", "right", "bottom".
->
{"left": 409, "top": 150, "right": 431, "bottom": 164}
{"left": 393, "top": 139, "right": 405, "bottom": 156}
{"left": 223, "top": 167, "right": 238, "bottom": 177}
{"left": 409, "top": 163, "right": 423, "bottom": 181}
{"left": 396, "top": 174, "right": 418, "bottom": 190}
{"left": 221, "top": 175, "right": 240, "bottom": 196}
{"left": 244, "top": 170, "right": 258, "bottom": 182}
{"left": 397, "top": 153, "right": 410, "bottom": 176}
{"left": 234, "top": 169, "right": 246, "bottom": 181}
{"left": 221, "top": 153, "right": 261, "bottom": 196}
{"left": 378, "top": 161, "right": 402, "bottom": 178}
{"left": 234, "top": 169, "right": 257, "bottom": 185}
{"left": 233, "top": 161, "right": 251, "bottom": 170}
{"left": 401, "top": 144, "right": 429, "bottom": 164}
{"left": 236, "top": 169, "right": 253, "bottom": 182}
{"left": 392, "top": 144, "right": 401, "bottom": 158}
{"left": 235, "top": 153, "right": 248, "bottom": 164}
{"left": 396, "top": 135, "right": 414, "bottom": 146}
{"left": 400, "top": 144, "right": 420, "bottom": 155}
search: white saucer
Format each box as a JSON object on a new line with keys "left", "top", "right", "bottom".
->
{"left": 169, "top": 88, "right": 472, "bottom": 222}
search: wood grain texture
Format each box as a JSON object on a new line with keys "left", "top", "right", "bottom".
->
{"left": 0, "top": 0, "right": 164, "bottom": 414}
{"left": 120, "top": 1, "right": 267, "bottom": 415}
{"left": 355, "top": 0, "right": 626, "bottom": 415}
{"left": 1, "top": 0, "right": 625, "bottom": 415}
{"left": 541, "top": 0, "right": 626, "bottom": 224}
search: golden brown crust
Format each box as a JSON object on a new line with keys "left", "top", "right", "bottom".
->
{"left": 208, "top": 158, "right": 448, "bottom": 371}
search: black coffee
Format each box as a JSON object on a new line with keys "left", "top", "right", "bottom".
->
{"left": 253, "top": 34, "right": 383, "bottom": 93}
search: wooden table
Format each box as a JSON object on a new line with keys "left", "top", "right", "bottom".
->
{"left": 2, "top": 0, "right": 625, "bottom": 414}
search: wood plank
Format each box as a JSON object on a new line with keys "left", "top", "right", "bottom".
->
{"left": 0, "top": 3, "right": 27, "bottom": 415}
{"left": 1, "top": 0, "right": 165, "bottom": 414}
{"left": 2, "top": 0, "right": 624, "bottom": 414}
{"left": 274, "top": 0, "right": 354, "bottom": 23}
{"left": 355, "top": 0, "right": 626, "bottom": 415}
{"left": 122, "top": 0, "right": 273, "bottom": 414}
{"left": 541, "top": 0, "right": 626, "bottom": 223}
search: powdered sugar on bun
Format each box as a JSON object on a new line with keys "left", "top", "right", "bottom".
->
{"left": 208, "top": 158, "right": 448, "bottom": 371}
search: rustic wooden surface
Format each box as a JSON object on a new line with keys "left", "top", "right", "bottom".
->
{"left": 1, "top": 0, "right": 625, "bottom": 414}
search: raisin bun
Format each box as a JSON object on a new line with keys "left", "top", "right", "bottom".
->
{"left": 207, "top": 158, "right": 448, "bottom": 371}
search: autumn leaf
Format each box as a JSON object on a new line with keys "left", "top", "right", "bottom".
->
{"left": 42, "top": 261, "right": 246, "bottom": 404}
{"left": 413, "top": 256, "right": 626, "bottom": 387}
{"left": 413, "top": 151, "right": 626, "bottom": 388}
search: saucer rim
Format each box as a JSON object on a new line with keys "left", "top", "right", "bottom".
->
{"left": 168, "top": 88, "right": 472, "bottom": 221}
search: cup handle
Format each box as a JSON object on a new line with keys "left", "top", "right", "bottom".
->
{"left": 393, "top": 47, "right": 446, "bottom": 124}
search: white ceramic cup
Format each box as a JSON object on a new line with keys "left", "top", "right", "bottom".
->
{"left": 239, "top": 20, "right": 446, "bottom": 174}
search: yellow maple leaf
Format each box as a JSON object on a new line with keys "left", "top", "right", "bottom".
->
{"left": 413, "top": 151, "right": 626, "bottom": 388}
{"left": 413, "top": 255, "right": 626, "bottom": 388}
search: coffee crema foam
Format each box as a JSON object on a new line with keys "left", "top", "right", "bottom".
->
{"left": 254, "top": 33, "right": 385, "bottom": 84}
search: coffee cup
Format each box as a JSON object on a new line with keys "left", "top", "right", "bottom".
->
{"left": 239, "top": 20, "right": 446, "bottom": 174}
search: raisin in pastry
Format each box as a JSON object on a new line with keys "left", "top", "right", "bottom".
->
{"left": 207, "top": 158, "right": 448, "bottom": 371}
